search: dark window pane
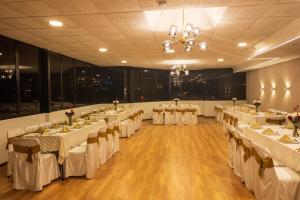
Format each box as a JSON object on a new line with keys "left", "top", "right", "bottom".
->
{"left": 128, "top": 68, "right": 141, "bottom": 102}
{"left": 0, "top": 37, "right": 17, "bottom": 119}
{"left": 62, "top": 56, "right": 74, "bottom": 109}
{"left": 49, "top": 53, "right": 62, "bottom": 111}
{"left": 19, "top": 43, "right": 40, "bottom": 115}
{"left": 75, "top": 62, "right": 92, "bottom": 105}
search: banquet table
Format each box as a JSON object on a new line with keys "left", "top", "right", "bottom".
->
{"left": 244, "top": 126, "right": 300, "bottom": 172}
{"left": 234, "top": 110, "right": 267, "bottom": 125}
{"left": 24, "top": 120, "right": 107, "bottom": 164}
{"left": 156, "top": 104, "right": 201, "bottom": 115}
{"left": 90, "top": 109, "right": 133, "bottom": 122}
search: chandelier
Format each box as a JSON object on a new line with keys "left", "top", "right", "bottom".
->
{"left": 162, "top": 9, "right": 207, "bottom": 53}
{"left": 170, "top": 64, "right": 189, "bottom": 76}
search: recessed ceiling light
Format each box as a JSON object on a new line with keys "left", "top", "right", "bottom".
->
{"left": 121, "top": 60, "right": 127, "bottom": 63}
{"left": 49, "top": 20, "right": 63, "bottom": 27}
{"left": 0, "top": 52, "right": 2, "bottom": 56}
{"left": 99, "top": 48, "right": 108, "bottom": 52}
{"left": 218, "top": 58, "right": 224, "bottom": 62}
{"left": 238, "top": 42, "right": 247, "bottom": 47}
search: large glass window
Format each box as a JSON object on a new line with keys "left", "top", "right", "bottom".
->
{"left": 0, "top": 37, "right": 17, "bottom": 119}
{"left": 61, "top": 56, "right": 74, "bottom": 109}
{"left": 128, "top": 68, "right": 141, "bottom": 102}
{"left": 49, "top": 53, "right": 62, "bottom": 111}
{"left": 19, "top": 43, "right": 40, "bottom": 115}
{"left": 75, "top": 62, "right": 92, "bottom": 106}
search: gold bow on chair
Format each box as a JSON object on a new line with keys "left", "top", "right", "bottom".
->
{"left": 113, "top": 125, "right": 120, "bottom": 132}
{"left": 87, "top": 136, "right": 98, "bottom": 144}
{"left": 98, "top": 131, "right": 108, "bottom": 140}
{"left": 251, "top": 148, "right": 274, "bottom": 178}
{"left": 153, "top": 109, "right": 163, "bottom": 114}
{"left": 106, "top": 128, "right": 114, "bottom": 136}
{"left": 13, "top": 144, "right": 41, "bottom": 163}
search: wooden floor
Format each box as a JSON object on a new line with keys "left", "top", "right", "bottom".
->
{"left": 0, "top": 118, "right": 254, "bottom": 200}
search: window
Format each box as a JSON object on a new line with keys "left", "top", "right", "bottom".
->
{"left": 128, "top": 68, "right": 141, "bottom": 102}
{"left": 0, "top": 37, "right": 17, "bottom": 119}
{"left": 61, "top": 56, "right": 74, "bottom": 109}
{"left": 19, "top": 43, "right": 40, "bottom": 115}
{"left": 49, "top": 53, "right": 62, "bottom": 111}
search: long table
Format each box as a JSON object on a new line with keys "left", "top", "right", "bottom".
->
{"left": 244, "top": 126, "right": 300, "bottom": 172}
{"left": 156, "top": 104, "right": 201, "bottom": 115}
{"left": 25, "top": 120, "right": 107, "bottom": 164}
{"left": 90, "top": 108, "right": 134, "bottom": 122}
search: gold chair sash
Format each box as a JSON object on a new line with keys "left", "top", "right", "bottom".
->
{"left": 128, "top": 115, "right": 135, "bottom": 120}
{"left": 113, "top": 126, "right": 120, "bottom": 132}
{"left": 176, "top": 109, "right": 185, "bottom": 114}
{"left": 153, "top": 109, "right": 163, "bottom": 114}
{"left": 98, "top": 131, "right": 108, "bottom": 140}
{"left": 87, "top": 136, "right": 98, "bottom": 144}
{"left": 186, "top": 109, "right": 196, "bottom": 114}
{"left": 13, "top": 144, "right": 40, "bottom": 163}
{"left": 251, "top": 148, "right": 274, "bottom": 178}
{"left": 165, "top": 109, "right": 175, "bottom": 114}
{"left": 106, "top": 128, "right": 114, "bottom": 136}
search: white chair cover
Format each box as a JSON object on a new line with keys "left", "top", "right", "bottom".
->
{"left": 108, "top": 121, "right": 120, "bottom": 154}
{"left": 120, "top": 120, "right": 129, "bottom": 137}
{"left": 227, "top": 126, "right": 236, "bottom": 168}
{"left": 11, "top": 138, "right": 60, "bottom": 191}
{"left": 185, "top": 110, "right": 198, "bottom": 125}
{"left": 64, "top": 130, "right": 99, "bottom": 179}
{"left": 233, "top": 130, "right": 242, "bottom": 177}
{"left": 251, "top": 143, "right": 300, "bottom": 200}
{"left": 98, "top": 127, "right": 107, "bottom": 165}
{"left": 127, "top": 117, "right": 135, "bottom": 137}
{"left": 175, "top": 109, "right": 185, "bottom": 125}
{"left": 7, "top": 128, "right": 26, "bottom": 177}
{"left": 164, "top": 110, "right": 175, "bottom": 125}
{"left": 152, "top": 109, "right": 164, "bottom": 125}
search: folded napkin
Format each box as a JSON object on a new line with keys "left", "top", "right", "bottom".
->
{"left": 248, "top": 110, "right": 257, "bottom": 115}
{"left": 41, "top": 128, "right": 50, "bottom": 135}
{"left": 250, "top": 122, "right": 262, "bottom": 129}
{"left": 278, "top": 134, "right": 298, "bottom": 144}
{"left": 51, "top": 124, "right": 60, "bottom": 129}
{"left": 90, "top": 118, "right": 98, "bottom": 122}
{"left": 283, "top": 122, "right": 294, "bottom": 129}
{"left": 59, "top": 121, "right": 68, "bottom": 126}
{"left": 72, "top": 123, "right": 83, "bottom": 129}
{"left": 36, "top": 127, "right": 44, "bottom": 133}
{"left": 83, "top": 120, "right": 92, "bottom": 126}
{"left": 59, "top": 126, "right": 71, "bottom": 133}
{"left": 262, "top": 128, "right": 275, "bottom": 135}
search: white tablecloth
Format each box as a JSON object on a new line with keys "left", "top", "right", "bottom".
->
{"left": 25, "top": 120, "right": 107, "bottom": 164}
{"left": 244, "top": 126, "right": 300, "bottom": 172}
{"left": 235, "top": 110, "right": 266, "bottom": 125}
{"left": 156, "top": 104, "right": 201, "bottom": 115}
{"left": 90, "top": 109, "right": 134, "bottom": 122}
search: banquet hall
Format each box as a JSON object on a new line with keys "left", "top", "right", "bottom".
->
{"left": 1, "top": 0, "right": 300, "bottom": 199}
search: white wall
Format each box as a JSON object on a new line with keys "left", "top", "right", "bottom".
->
{"left": 0, "top": 100, "right": 245, "bottom": 164}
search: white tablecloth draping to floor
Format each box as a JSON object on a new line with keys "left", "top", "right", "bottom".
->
{"left": 244, "top": 126, "right": 300, "bottom": 172}
{"left": 235, "top": 110, "right": 267, "bottom": 125}
{"left": 90, "top": 109, "right": 133, "bottom": 122}
{"left": 24, "top": 120, "right": 107, "bottom": 164}
{"left": 156, "top": 104, "right": 201, "bottom": 115}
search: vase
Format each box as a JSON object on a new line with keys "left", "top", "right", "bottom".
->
{"left": 68, "top": 116, "right": 73, "bottom": 126}
{"left": 293, "top": 125, "right": 299, "bottom": 137}
{"left": 233, "top": 100, "right": 236, "bottom": 106}
{"left": 114, "top": 104, "right": 117, "bottom": 111}
{"left": 255, "top": 105, "right": 259, "bottom": 113}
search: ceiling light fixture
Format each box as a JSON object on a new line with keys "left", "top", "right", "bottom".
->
{"left": 0, "top": 52, "right": 2, "bottom": 56}
{"left": 218, "top": 58, "right": 224, "bottom": 62}
{"left": 121, "top": 60, "right": 127, "bottom": 64}
{"left": 238, "top": 42, "right": 247, "bottom": 47}
{"left": 49, "top": 20, "right": 63, "bottom": 27}
{"left": 170, "top": 64, "right": 189, "bottom": 76}
{"left": 99, "top": 48, "right": 108, "bottom": 52}
{"left": 162, "top": 9, "right": 205, "bottom": 53}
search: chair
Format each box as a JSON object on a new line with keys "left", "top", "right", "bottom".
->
{"left": 185, "top": 109, "right": 198, "bottom": 125}
{"left": 120, "top": 120, "right": 129, "bottom": 137}
{"left": 164, "top": 109, "right": 175, "bottom": 125}
{"left": 227, "top": 128, "right": 237, "bottom": 169}
{"left": 108, "top": 121, "right": 120, "bottom": 154}
{"left": 105, "top": 127, "right": 114, "bottom": 158}
{"left": 251, "top": 143, "right": 300, "bottom": 200}
{"left": 175, "top": 109, "right": 185, "bottom": 125}
{"left": 11, "top": 138, "right": 60, "bottom": 191}
{"left": 64, "top": 130, "right": 99, "bottom": 179}
{"left": 7, "top": 128, "right": 26, "bottom": 177}
{"left": 232, "top": 129, "right": 242, "bottom": 177}
{"left": 98, "top": 127, "right": 107, "bottom": 165}
{"left": 152, "top": 109, "right": 164, "bottom": 125}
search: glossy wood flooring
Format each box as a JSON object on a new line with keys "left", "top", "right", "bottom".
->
{"left": 0, "top": 118, "right": 254, "bottom": 200}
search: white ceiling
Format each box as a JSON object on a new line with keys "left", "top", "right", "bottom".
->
{"left": 0, "top": 0, "right": 300, "bottom": 71}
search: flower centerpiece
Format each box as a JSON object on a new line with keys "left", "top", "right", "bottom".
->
{"left": 113, "top": 99, "right": 119, "bottom": 111}
{"left": 288, "top": 105, "right": 300, "bottom": 137}
{"left": 65, "top": 110, "right": 75, "bottom": 126}
{"left": 173, "top": 98, "right": 180, "bottom": 106}
{"left": 252, "top": 99, "right": 261, "bottom": 113}
{"left": 232, "top": 97, "right": 237, "bottom": 106}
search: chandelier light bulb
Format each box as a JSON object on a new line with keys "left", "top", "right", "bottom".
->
{"left": 185, "top": 70, "right": 189, "bottom": 75}
{"left": 169, "top": 25, "right": 177, "bottom": 37}
{"left": 185, "top": 23, "right": 193, "bottom": 33}
{"left": 193, "top": 27, "right": 200, "bottom": 35}
{"left": 199, "top": 41, "right": 207, "bottom": 50}
{"left": 187, "top": 39, "right": 195, "bottom": 46}
{"left": 185, "top": 46, "right": 192, "bottom": 52}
